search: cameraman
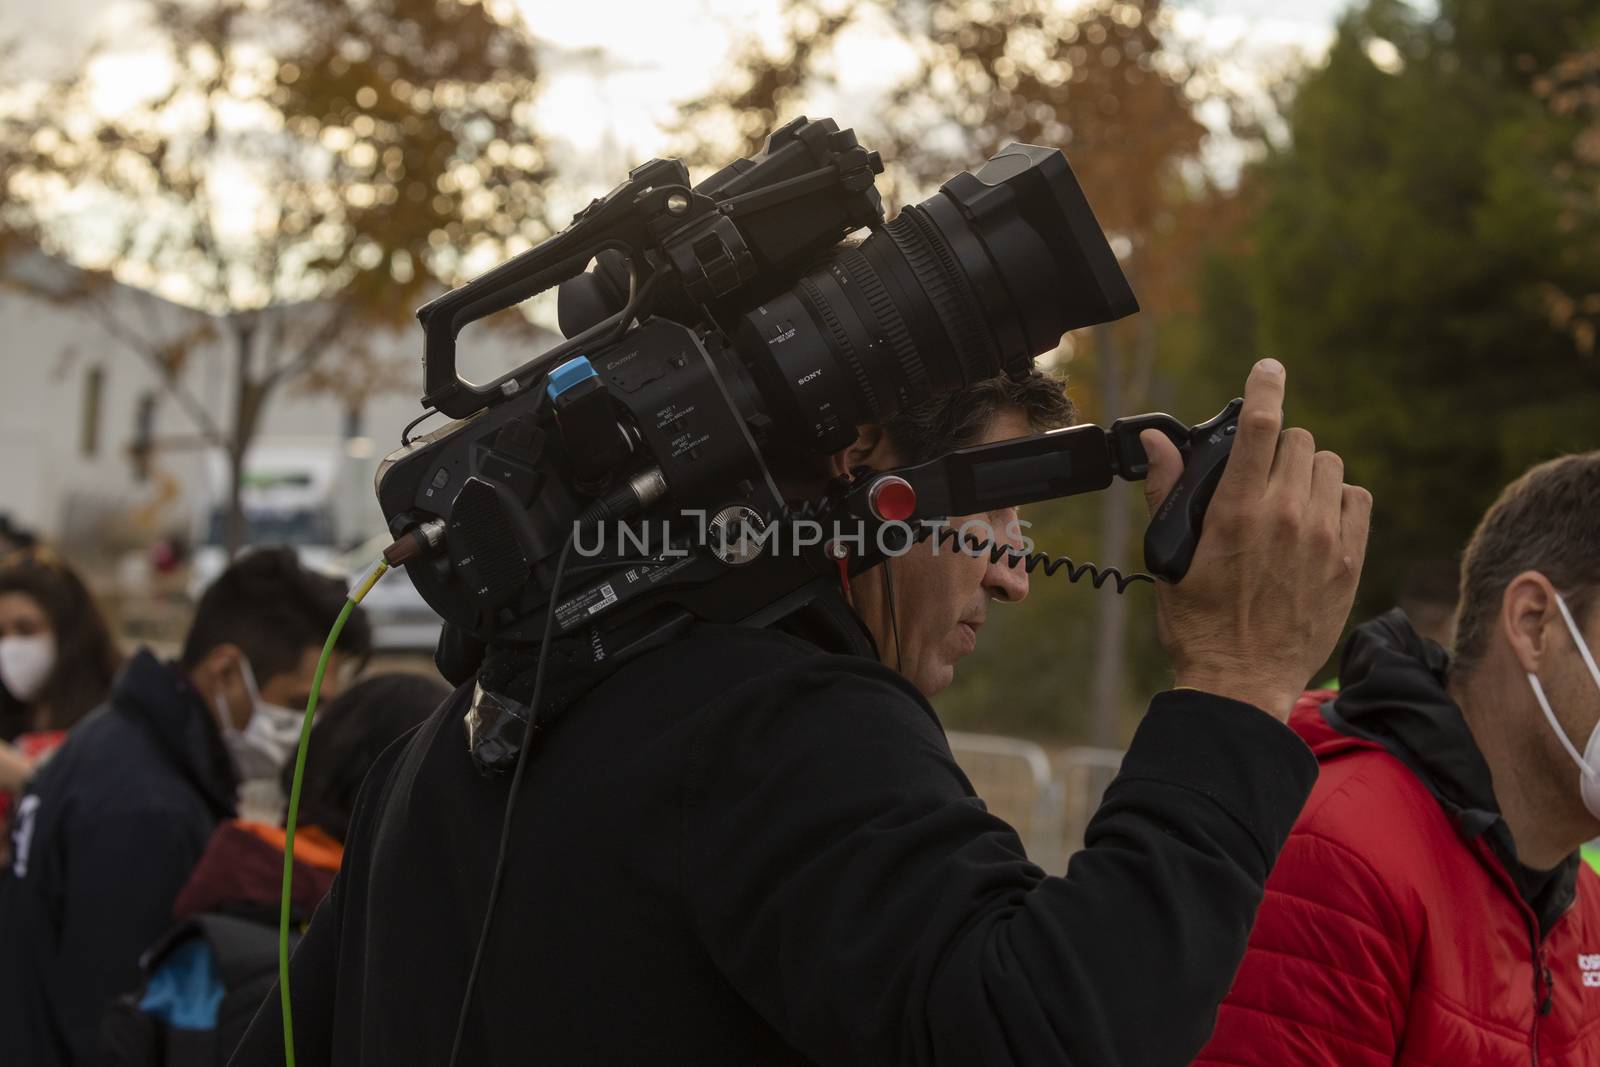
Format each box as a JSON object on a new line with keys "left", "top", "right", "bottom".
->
{"left": 234, "top": 358, "right": 1371, "bottom": 1066}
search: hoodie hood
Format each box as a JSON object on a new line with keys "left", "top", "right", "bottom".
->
{"left": 1309, "top": 609, "right": 1578, "bottom": 936}
{"left": 114, "top": 649, "right": 239, "bottom": 821}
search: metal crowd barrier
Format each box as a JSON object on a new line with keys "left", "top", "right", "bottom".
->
{"left": 946, "top": 733, "right": 1126, "bottom": 870}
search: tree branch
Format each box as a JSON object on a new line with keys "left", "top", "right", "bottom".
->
{"left": 81, "top": 289, "right": 230, "bottom": 450}
{"left": 264, "top": 304, "right": 349, "bottom": 390}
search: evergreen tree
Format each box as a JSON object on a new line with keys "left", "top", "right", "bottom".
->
{"left": 1201, "top": 0, "right": 1600, "bottom": 613}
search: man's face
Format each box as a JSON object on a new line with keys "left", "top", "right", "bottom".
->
{"left": 1533, "top": 592, "right": 1600, "bottom": 779}
{"left": 259, "top": 646, "right": 355, "bottom": 714}
{"left": 846, "top": 408, "right": 1034, "bottom": 697}
{"left": 195, "top": 644, "right": 355, "bottom": 731}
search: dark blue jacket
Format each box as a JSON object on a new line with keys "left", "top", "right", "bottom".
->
{"left": 0, "top": 649, "right": 238, "bottom": 1067}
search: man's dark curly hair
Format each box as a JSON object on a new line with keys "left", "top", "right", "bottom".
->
{"left": 878, "top": 369, "right": 1075, "bottom": 465}
{"left": 768, "top": 368, "right": 1074, "bottom": 492}
{"left": 179, "top": 547, "right": 372, "bottom": 682}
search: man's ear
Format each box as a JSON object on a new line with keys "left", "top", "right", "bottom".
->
{"left": 1502, "top": 571, "right": 1559, "bottom": 675}
{"left": 827, "top": 425, "right": 893, "bottom": 480}
{"left": 189, "top": 642, "right": 243, "bottom": 703}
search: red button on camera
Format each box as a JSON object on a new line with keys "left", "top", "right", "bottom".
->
{"left": 868, "top": 476, "right": 917, "bottom": 522}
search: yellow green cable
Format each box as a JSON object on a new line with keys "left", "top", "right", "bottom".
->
{"left": 279, "top": 559, "right": 388, "bottom": 1066}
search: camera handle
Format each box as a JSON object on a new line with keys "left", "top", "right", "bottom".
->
{"left": 418, "top": 236, "right": 646, "bottom": 418}
{"left": 1139, "top": 399, "right": 1243, "bottom": 581}
{"left": 842, "top": 397, "right": 1243, "bottom": 582}
{"left": 416, "top": 155, "right": 700, "bottom": 418}
{"left": 415, "top": 127, "right": 886, "bottom": 421}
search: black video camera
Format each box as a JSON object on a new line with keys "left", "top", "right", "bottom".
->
{"left": 375, "top": 116, "right": 1236, "bottom": 676}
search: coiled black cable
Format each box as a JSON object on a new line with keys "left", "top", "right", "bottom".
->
{"left": 745, "top": 496, "right": 1154, "bottom": 593}
{"left": 907, "top": 524, "right": 1155, "bottom": 593}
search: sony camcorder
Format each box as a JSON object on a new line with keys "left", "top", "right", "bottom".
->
{"left": 373, "top": 116, "right": 1239, "bottom": 695}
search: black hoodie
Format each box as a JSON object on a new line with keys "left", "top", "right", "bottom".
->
{"left": 0, "top": 649, "right": 238, "bottom": 1067}
{"left": 231, "top": 598, "right": 1318, "bottom": 1067}
{"left": 1323, "top": 609, "right": 1579, "bottom": 934}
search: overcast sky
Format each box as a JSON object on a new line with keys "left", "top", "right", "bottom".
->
{"left": 2, "top": 0, "right": 1389, "bottom": 299}
{"left": 6, "top": 0, "right": 1361, "bottom": 143}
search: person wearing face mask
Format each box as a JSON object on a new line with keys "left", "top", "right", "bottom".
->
{"left": 1196, "top": 450, "right": 1600, "bottom": 1067}
{"left": 0, "top": 547, "right": 370, "bottom": 1067}
{"left": 96, "top": 673, "right": 450, "bottom": 1067}
{"left": 224, "top": 652, "right": 327, "bottom": 822}
{"left": 0, "top": 548, "right": 121, "bottom": 806}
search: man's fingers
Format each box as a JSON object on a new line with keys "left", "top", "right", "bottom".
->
{"left": 1270, "top": 428, "right": 1316, "bottom": 502}
{"left": 1338, "top": 484, "right": 1374, "bottom": 580}
{"left": 1309, "top": 450, "right": 1344, "bottom": 513}
{"left": 1140, "top": 429, "right": 1185, "bottom": 519}
{"left": 1215, "top": 358, "right": 1285, "bottom": 503}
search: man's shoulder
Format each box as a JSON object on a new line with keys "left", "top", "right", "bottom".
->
{"left": 1574, "top": 864, "right": 1600, "bottom": 930}
{"left": 41, "top": 698, "right": 157, "bottom": 773}
{"left": 1281, "top": 744, "right": 1463, "bottom": 896}
{"left": 619, "top": 623, "right": 916, "bottom": 704}
{"left": 668, "top": 622, "right": 842, "bottom": 666}
{"left": 607, "top": 622, "right": 936, "bottom": 746}
{"left": 30, "top": 698, "right": 202, "bottom": 820}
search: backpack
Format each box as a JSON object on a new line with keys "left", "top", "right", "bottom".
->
{"left": 98, "top": 913, "right": 298, "bottom": 1067}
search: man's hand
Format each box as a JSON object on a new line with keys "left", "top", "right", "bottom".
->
{"left": 1139, "top": 359, "right": 1372, "bottom": 721}
{"left": 0, "top": 740, "right": 33, "bottom": 794}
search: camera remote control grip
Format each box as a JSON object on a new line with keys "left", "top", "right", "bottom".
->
{"left": 1143, "top": 397, "right": 1244, "bottom": 582}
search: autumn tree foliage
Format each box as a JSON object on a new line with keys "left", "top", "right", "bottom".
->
{"left": 1200, "top": 0, "right": 1600, "bottom": 611}
{"left": 0, "top": 0, "right": 549, "bottom": 551}
{"left": 1537, "top": 44, "right": 1600, "bottom": 356}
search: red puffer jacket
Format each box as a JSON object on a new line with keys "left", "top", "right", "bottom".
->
{"left": 1196, "top": 611, "right": 1600, "bottom": 1066}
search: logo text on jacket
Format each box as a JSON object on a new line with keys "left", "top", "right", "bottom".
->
{"left": 1580, "top": 953, "right": 1600, "bottom": 987}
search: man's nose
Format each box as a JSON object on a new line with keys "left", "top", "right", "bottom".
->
{"left": 983, "top": 510, "right": 1029, "bottom": 604}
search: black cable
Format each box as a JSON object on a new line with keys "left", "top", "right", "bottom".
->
{"left": 880, "top": 556, "right": 902, "bottom": 672}
{"left": 446, "top": 530, "right": 578, "bottom": 1067}
{"left": 919, "top": 526, "right": 1155, "bottom": 593}
{"left": 401, "top": 408, "right": 443, "bottom": 447}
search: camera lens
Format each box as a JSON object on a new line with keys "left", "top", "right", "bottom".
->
{"left": 734, "top": 144, "right": 1137, "bottom": 453}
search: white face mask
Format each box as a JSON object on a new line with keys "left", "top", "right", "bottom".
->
{"left": 216, "top": 656, "right": 306, "bottom": 781}
{"left": 0, "top": 634, "right": 56, "bottom": 704}
{"left": 1527, "top": 592, "right": 1600, "bottom": 820}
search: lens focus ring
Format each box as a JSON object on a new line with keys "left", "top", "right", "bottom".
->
{"left": 799, "top": 274, "right": 881, "bottom": 421}
{"left": 887, "top": 208, "right": 998, "bottom": 385}
{"left": 837, "top": 248, "right": 927, "bottom": 400}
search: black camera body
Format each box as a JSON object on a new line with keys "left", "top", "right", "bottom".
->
{"left": 376, "top": 116, "right": 1146, "bottom": 652}
{"left": 377, "top": 316, "right": 790, "bottom": 644}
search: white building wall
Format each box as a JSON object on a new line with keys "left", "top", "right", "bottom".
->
{"left": 0, "top": 254, "right": 554, "bottom": 549}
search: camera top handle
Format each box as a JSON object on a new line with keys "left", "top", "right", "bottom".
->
{"left": 416, "top": 159, "right": 678, "bottom": 418}
{"left": 416, "top": 120, "right": 887, "bottom": 419}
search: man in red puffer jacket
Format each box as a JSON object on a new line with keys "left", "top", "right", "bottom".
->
{"left": 1197, "top": 451, "right": 1600, "bottom": 1067}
